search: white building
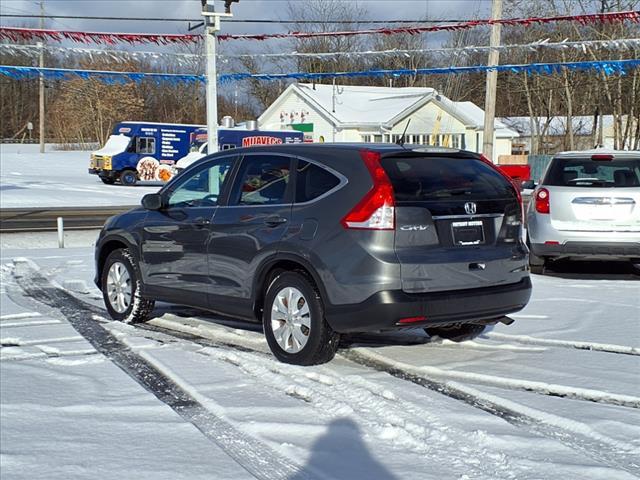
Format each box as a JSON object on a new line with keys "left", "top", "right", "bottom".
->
{"left": 258, "top": 83, "right": 518, "bottom": 161}
{"left": 499, "top": 115, "right": 639, "bottom": 153}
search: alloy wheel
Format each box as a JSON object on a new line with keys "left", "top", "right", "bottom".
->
{"left": 106, "top": 261, "right": 132, "bottom": 313}
{"left": 271, "top": 287, "right": 311, "bottom": 353}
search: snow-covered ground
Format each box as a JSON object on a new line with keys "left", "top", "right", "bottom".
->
{"left": 1, "top": 241, "right": 638, "bottom": 479}
{"left": 0, "top": 144, "right": 160, "bottom": 208}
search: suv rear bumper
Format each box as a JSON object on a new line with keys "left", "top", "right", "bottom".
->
{"left": 324, "top": 277, "right": 532, "bottom": 333}
{"left": 531, "top": 241, "right": 640, "bottom": 258}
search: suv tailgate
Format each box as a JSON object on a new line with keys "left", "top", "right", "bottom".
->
{"left": 381, "top": 154, "right": 526, "bottom": 293}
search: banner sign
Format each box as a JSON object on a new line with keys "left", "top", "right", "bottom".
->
{"left": 1, "top": 59, "right": 638, "bottom": 86}
{"left": 1, "top": 11, "right": 637, "bottom": 45}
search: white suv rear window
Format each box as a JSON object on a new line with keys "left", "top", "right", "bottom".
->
{"left": 544, "top": 158, "right": 640, "bottom": 188}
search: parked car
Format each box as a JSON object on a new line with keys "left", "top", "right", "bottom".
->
{"left": 526, "top": 149, "right": 640, "bottom": 273}
{"left": 95, "top": 144, "right": 531, "bottom": 365}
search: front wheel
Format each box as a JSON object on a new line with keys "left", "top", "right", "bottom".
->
{"left": 263, "top": 271, "right": 339, "bottom": 365}
{"left": 101, "top": 248, "right": 154, "bottom": 323}
{"left": 119, "top": 169, "right": 138, "bottom": 186}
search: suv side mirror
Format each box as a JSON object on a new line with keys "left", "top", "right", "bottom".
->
{"left": 521, "top": 180, "right": 536, "bottom": 190}
{"left": 142, "top": 193, "right": 163, "bottom": 210}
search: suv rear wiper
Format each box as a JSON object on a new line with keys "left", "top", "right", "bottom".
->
{"left": 429, "top": 188, "right": 472, "bottom": 197}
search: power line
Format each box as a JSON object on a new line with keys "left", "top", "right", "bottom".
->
{"left": 0, "top": 14, "right": 472, "bottom": 24}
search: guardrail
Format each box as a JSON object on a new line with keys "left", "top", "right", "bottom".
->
{"left": 0, "top": 206, "right": 137, "bottom": 233}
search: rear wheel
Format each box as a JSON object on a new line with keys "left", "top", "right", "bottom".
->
{"left": 101, "top": 248, "right": 154, "bottom": 323}
{"left": 119, "top": 169, "right": 138, "bottom": 186}
{"left": 263, "top": 271, "right": 339, "bottom": 365}
{"left": 527, "top": 235, "right": 545, "bottom": 274}
{"left": 424, "top": 323, "right": 486, "bottom": 341}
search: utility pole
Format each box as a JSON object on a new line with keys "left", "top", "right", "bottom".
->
{"left": 482, "top": 0, "right": 502, "bottom": 162}
{"left": 39, "top": 1, "right": 45, "bottom": 153}
{"left": 201, "top": 1, "right": 232, "bottom": 154}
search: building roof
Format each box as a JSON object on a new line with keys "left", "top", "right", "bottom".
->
{"left": 295, "top": 84, "right": 435, "bottom": 124}
{"left": 498, "top": 115, "right": 619, "bottom": 137}
{"left": 260, "top": 83, "right": 518, "bottom": 138}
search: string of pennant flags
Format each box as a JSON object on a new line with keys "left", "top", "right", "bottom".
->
{"left": 0, "top": 10, "right": 638, "bottom": 45}
{"left": 1, "top": 38, "right": 639, "bottom": 66}
{"left": 1, "top": 59, "right": 638, "bottom": 86}
{"left": 216, "top": 11, "right": 640, "bottom": 42}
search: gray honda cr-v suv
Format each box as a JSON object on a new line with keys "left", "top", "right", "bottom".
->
{"left": 95, "top": 144, "right": 531, "bottom": 365}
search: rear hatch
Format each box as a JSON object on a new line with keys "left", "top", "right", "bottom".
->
{"left": 542, "top": 155, "right": 640, "bottom": 232}
{"left": 381, "top": 154, "right": 524, "bottom": 293}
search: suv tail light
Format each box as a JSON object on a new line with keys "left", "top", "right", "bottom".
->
{"left": 535, "top": 188, "right": 550, "bottom": 214}
{"left": 341, "top": 150, "right": 395, "bottom": 230}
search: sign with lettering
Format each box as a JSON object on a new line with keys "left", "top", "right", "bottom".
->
{"left": 242, "top": 136, "right": 284, "bottom": 147}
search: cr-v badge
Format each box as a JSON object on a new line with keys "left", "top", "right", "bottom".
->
{"left": 464, "top": 202, "right": 477, "bottom": 215}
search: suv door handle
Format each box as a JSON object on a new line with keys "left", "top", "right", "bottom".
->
{"left": 264, "top": 216, "right": 287, "bottom": 227}
{"left": 193, "top": 217, "right": 211, "bottom": 228}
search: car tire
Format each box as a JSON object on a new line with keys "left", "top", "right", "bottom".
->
{"left": 100, "top": 177, "right": 115, "bottom": 185}
{"left": 527, "top": 235, "right": 545, "bottom": 274}
{"left": 120, "top": 170, "right": 138, "bottom": 186}
{"left": 101, "top": 248, "right": 154, "bottom": 323}
{"left": 424, "top": 323, "right": 486, "bottom": 341}
{"left": 263, "top": 271, "right": 339, "bottom": 366}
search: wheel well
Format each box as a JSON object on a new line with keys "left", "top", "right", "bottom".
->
{"left": 253, "top": 260, "right": 319, "bottom": 319}
{"left": 96, "top": 240, "right": 128, "bottom": 288}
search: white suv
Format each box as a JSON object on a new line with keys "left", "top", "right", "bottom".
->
{"left": 526, "top": 149, "right": 640, "bottom": 273}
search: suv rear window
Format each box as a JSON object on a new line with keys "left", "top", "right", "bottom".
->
{"left": 380, "top": 156, "right": 514, "bottom": 201}
{"left": 543, "top": 158, "right": 640, "bottom": 188}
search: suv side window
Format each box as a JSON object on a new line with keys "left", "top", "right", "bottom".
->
{"left": 295, "top": 160, "right": 341, "bottom": 203}
{"left": 168, "top": 157, "right": 234, "bottom": 208}
{"left": 137, "top": 137, "right": 156, "bottom": 155}
{"left": 231, "top": 155, "right": 292, "bottom": 205}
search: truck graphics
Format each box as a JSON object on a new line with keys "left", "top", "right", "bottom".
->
{"left": 90, "top": 122, "right": 305, "bottom": 185}
{"left": 89, "top": 122, "right": 204, "bottom": 186}
{"left": 175, "top": 127, "right": 305, "bottom": 171}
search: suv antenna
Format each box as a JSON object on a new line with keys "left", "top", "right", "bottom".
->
{"left": 396, "top": 119, "right": 411, "bottom": 147}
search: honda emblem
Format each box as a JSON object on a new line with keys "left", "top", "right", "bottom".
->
{"left": 464, "top": 202, "right": 477, "bottom": 215}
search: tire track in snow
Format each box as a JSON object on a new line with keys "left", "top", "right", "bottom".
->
{"left": 9, "top": 260, "right": 315, "bottom": 480}
{"left": 482, "top": 332, "right": 640, "bottom": 356}
{"left": 350, "top": 349, "right": 640, "bottom": 408}
{"left": 342, "top": 349, "right": 640, "bottom": 477}
{"left": 10, "top": 263, "right": 640, "bottom": 477}
{"left": 193, "top": 346, "right": 519, "bottom": 480}
{"left": 134, "top": 316, "right": 640, "bottom": 477}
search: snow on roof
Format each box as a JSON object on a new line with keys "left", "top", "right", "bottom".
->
{"left": 435, "top": 98, "right": 517, "bottom": 138}
{"left": 296, "top": 83, "right": 435, "bottom": 124}
{"left": 498, "top": 115, "right": 618, "bottom": 137}
{"left": 293, "top": 84, "right": 517, "bottom": 137}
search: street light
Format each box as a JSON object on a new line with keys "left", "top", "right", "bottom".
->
{"left": 200, "top": 0, "right": 236, "bottom": 154}
{"left": 223, "top": 0, "right": 239, "bottom": 14}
